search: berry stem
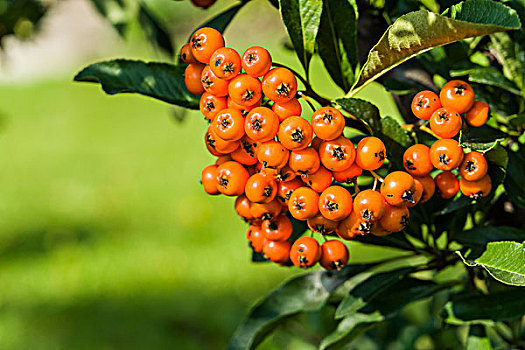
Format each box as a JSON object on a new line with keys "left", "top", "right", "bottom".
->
{"left": 296, "top": 91, "right": 316, "bottom": 112}
{"left": 420, "top": 125, "right": 439, "bottom": 139}
{"left": 369, "top": 170, "right": 384, "bottom": 183}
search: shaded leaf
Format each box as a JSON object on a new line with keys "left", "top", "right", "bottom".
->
{"left": 451, "top": 66, "right": 521, "bottom": 95}
{"left": 444, "top": 289, "right": 525, "bottom": 323}
{"left": 74, "top": 59, "right": 200, "bottom": 109}
{"left": 89, "top": 0, "right": 128, "bottom": 37}
{"left": 383, "top": 78, "right": 425, "bottom": 95}
{"left": 349, "top": 0, "right": 521, "bottom": 96}
{"left": 138, "top": 4, "right": 174, "bottom": 57}
{"left": 454, "top": 226, "right": 525, "bottom": 249}
{"left": 335, "top": 267, "right": 414, "bottom": 319}
{"left": 380, "top": 116, "right": 413, "bottom": 170}
{"left": 279, "top": 0, "right": 323, "bottom": 75}
{"left": 505, "top": 146, "right": 525, "bottom": 208}
{"left": 353, "top": 231, "right": 416, "bottom": 251}
{"left": 317, "top": 0, "right": 358, "bottom": 92}
{"left": 319, "top": 313, "right": 383, "bottom": 350}
{"left": 228, "top": 263, "right": 375, "bottom": 350}
{"left": 485, "top": 144, "right": 508, "bottom": 186}
{"left": 195, "top": 3, "right": 244, "bottom": 34}
{"left": 336, "top": 98, "right": 381, "bottom": 134}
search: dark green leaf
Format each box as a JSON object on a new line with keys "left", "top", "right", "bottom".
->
{"left": 251, "top": 250, "right": 270, "bottom": 263}
{"left": 353, "top": 231, "right": 415, "bottom": 251}
{"left": 505, "top": 146, "right": 525, "bottom": 208}
{"left": 336, "top": 98, "right": 381, "bottom": 134}
{"left": 349, "top": 0, "right": 521, "bottom": 96}
{"left": 279, "top": 0, "right": 323, "bottom": 76}
{"left": 467, "top": 325, "right": 493, "bottom": 350}
{"left": 485, "top": 145, "right": 508, "bottom": 186}
{"left": 473, "top": 241, "right": 525, "bottom": 286}
{"left": 454, "top": 226, "right": 525, "bottom": 249}
{"left": 319, "top": 313, "right": 383, "bottom": 350}
{"left": 138, "top": 4, "right": 174, "bottom": 57}
{"left": 268, "top": 0, "right": 279, "bottom": 9}
{"left": 459, "top": 125, "right": 506, "bottom": 152}
{"left": 438, "top": 196, "right": 472, "bottom": 215}
{"left": 316, "top": 0, "right": 358, "bottom": 92}
{"left": 379, "top": 116, "right": 413, "bottom": 170}
{"left": 195, "top": 4, "right": 244, "bottom": 34}
{"left": 383, "top": 78, "right": 424, "bottom": 95}
{"left": 490, "top": 32, "right": 523, "bottom": 90}
{"left": 89, "top": 0, "right": 127, "bottom": 37}
{"left": 444, "top": 289, "right": 525, "bottom": 323}
{"left": 335, "top": 267, "right": 414, "bottom": 319}
{"left": 74, "top": 59, "right": 200, "bottom": 109}
{"left": 288, "top": 214, "right": 308, "bottom": 242}
{"left": 451, "top": 67, "right": 521, "bottom": 95}
{"left": 228, "top": 263, "right": 375, "bottom": 350}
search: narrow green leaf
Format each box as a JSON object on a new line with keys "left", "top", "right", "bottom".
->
{"left": 455, "top": 226, "right": 525, "bottom": 249}
{"left": 473, "top": 241, "right": 525, "bottom": 286}
{"left": 138, "top": 4, "right": 174, "bottom": 57}
{"left": 353, "top": 231, "right": 415, "bottom": 251}
{"left": 336, "top": 98, "right": 381, "bottom": 134}
{"left": 316, "top": 0, "right": 358, "bottom": 92}
{"left": 349, "top": 0, "right": 521, "bottom": 96}
{"left": 335, "top": 267, "right": 414, "bottom": 319}
{"left": 490, "top": 32, "right": 523, "bottom": 89}
{"left": 467, "top": 325, "right": 493, "bottom": 350}
{"left": 228, "top": 263, "right": 375, "bottom": 350}
{"left": 505, "top": 146, "right": 525, "bottom": 208}
{"left": 279, "top": 0, "right": 323, "bottom": 76}
{"left": 319, "top": 312, "right": 383, "bottom": 350}
{"left": 89, "top": 0, "right": 128, "bottom": 37}
{"left": 195, "top": 3, "right": 243, "bottom": 34}
{"left": 451, "top": 67, "right": 522, "bottom": 95}
{"left": 74, "top": 59, "right": 200, "bottom": 109}
{"left": 444, "top": 289, "right": 525, "bottom": 323}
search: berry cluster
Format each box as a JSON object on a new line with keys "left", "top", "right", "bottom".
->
{"left": 181, "top": 28, "right": 492, "bottom": 271}
{"left": 409, "top": 81, "right": 492, "bottom": 200}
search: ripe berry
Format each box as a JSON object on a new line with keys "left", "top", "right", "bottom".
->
{"left": 319, "top": 186, "right": 353, "bottom": 221}
{"left": 210, "top": 47, "right": 241, "bottom": 80}
{"left": 278, "top": 116, "right": 313, "bottom": 151}
{"left": 249, "top": 225, "right": 266, "bottom": 253}
{"left": 319, "top": 136, "right": 356, "bottom": 172}
{"left": 257, "top": 140, "right": 289, "bottom": 169}
{"left": 262, "top": 67, "right": 298, "bottom": 103}
{"left": 201, "top": 65, "right": 229, "bottom": 96}
{"left": 231, "top": 136, "right": 258, "bottom": 166}
{"left": 235, "top": 195, "right": 253, "bottom": 220}
{"left": 380, "top": 171, "right": 416, "bottom": 207}
{"left": 307, "top": 213, "right": 338, "bottom": 234}
{"left": 301, "top": 166, "right": 332, "bottom": 193}
{"left": 414, "top": 175, "right": 435, "bottom": 203}
{"left": 180, "top": 43, "right": 196, "bottom": 64}
{"left": 411, "top": 90, "right": 441, "bottom": 120}
{"left": 429, "top": 107, "right": 462, "bottom": 139}
{"left": 251, "top": 198, "right": 282, "bottom": 221}
{"left": 440, "top": 80, "right": 475, "bottom": 113}
{"left": 371, "top": 223, "right": 392, "bottom": 237}
{"left": 434, "top": 171, "right": 459, "bottom": 199}
{"left": 430, "top": 138, "right": 464, "bottom": 171}
{"left": 242, "top": 46, "right": 272, "bottom": 77}
{"left": 190, "top": 27, "right": 225, "bottom": 64}
{"left": 403, "top": 144, "right": 433, "bottom": 177}
{"left": 353, "top": 189, "right": 386, "bottom": 221}
{"left": 201, "top": 164, "right": 220, "bottom": 195}
{"left": 272, "top": 98, "right": 302, "bottom": 122}
{"left": 355, "top": 136, "right": 386, "bottom": 171}
{"left": 212, "top": 108, "right": 245, "bottom": 141}
{"left": 465, "top": 101, "right": 489, "bottom": 127}
{"left": 263, "top": 240, "right": 291, "bottom": 263}
{"left": 215, "top": 155, "right": 232, "bottom": 165}
{"left": 190, "top": 0, "right": 217, "bottom": 9}
{"left": 337, "top": 211, "right": 374, "bottom": 239}
{"left": 288, "top": 187, "right": 320, "bottom": 220}
{"left": 205, "top": 127, "right": 239, "bottom": 155}
{"left": 245, "top": 173, "right": 278, "bottom": 203}
{"left": 277, "top": 177, "right": 303, "bottom": 205}
{"left": 459, "top": 151, "right": 488, "bottom": 181}
{"left": 184, "top": 63, "right": 206, "bottom": 95}
{"left": 228, "top": 74, "right": 262, "bottom": 106}
{"left": 200, "top": 92, "right": 228, "bottom": 121}
{"left": 245, "top": 107, "right": 279, "bottom": 142}
{"left": 333, "top": 163, "right": 363, "bottom": 184}
{"left": 275, "top": 164, "right": 297, "bottom": 182}
{"left": 289, "top": 147, "right": 320, "bottom": 175}
{"left": 228, "top": 96, "right": 261, "bottom": 117}
{"left": 311, "top": 106, "right": 345, "bottom": 141}
{"left": 459, "top": 174, "right": 492, "bottom": 199}
{"left": 319, "top": 240, "right": 349, "bottom": 271}
{"left": 262, "top": 214, "right": 293, "bottom": 241}
{"left": 379, "top": 204, "right": 410, "bottom": 232}
{"left": 290, "top": 236, "right": 321, "bottom": 268}
{"left": 216, "top": 161, "right": 250, "bottom": 196}
{"left": 407, "top": 177, "right": 423, "bottom": 208}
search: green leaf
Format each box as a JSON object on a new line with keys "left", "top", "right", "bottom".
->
{"left": 459, "top": 125, "right": 506, "bottom": 152}
{"left": 228, "top": 263, "right": 375, "bottom": 350}
{"left": 467, "top": 325, "right": 493, "bottom": 350}
{"left": 321, "top": 277, "right": 450, "bottom": 349}
{"left": 349, "top": 0, "right": 521, "bottom": 96}
{"left": 316, "top": 0, "right": 358, "bottom": 92}
{"left": 335, "top": 98, "right": 381, "bottom": 134}
{"left": 444, "top": 289, "right": 525, "bottom": 323}
{"left": 380, "top": 116, "right": 413, "bottom": 170}
{"left": 138, "top": 4, "right": 174, "bottom": 57}
{"left": 335, "top": 267, "right": 414, "bottom": 319}
{"left": 455, "top": 226, "right": 525, "bottom": 249}
{"left": 353, "top": 231, "right": 416, "bottom": 251}
{"left": 485, "top": 144, "right": 508, "bottom": 186}
{"left": 279, "top": 0, "right": 323, "bottom": 76}
{"left": 451, "top": 67, "right": 521, "bottom": 96}
{"left": 89, "top": 0, "right": 128, "bottom": 37}
{"left": 383, "top": 78, "right": 424, "bottom": 95}
{"left": 74, "top": 59, "right": 200, "bottom": 109}
{"left": 472, "top": 241, "right": 525, "bottom": 286}
{"left": 490, "top": 32, "right": 523, "bottom": 89}
{"left": 505, "top": 146, "right": 525, "bottom": 208}
{"left": 195, "top": 3, "right": 244, "bottom": 34}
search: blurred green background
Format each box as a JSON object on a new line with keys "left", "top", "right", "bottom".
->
{"left": 0, "top": 0, "right": 402, "bottom": 348}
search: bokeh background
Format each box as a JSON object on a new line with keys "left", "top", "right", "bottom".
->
{"left": 0, "top": 0, "right": 404, "bottom": 348}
